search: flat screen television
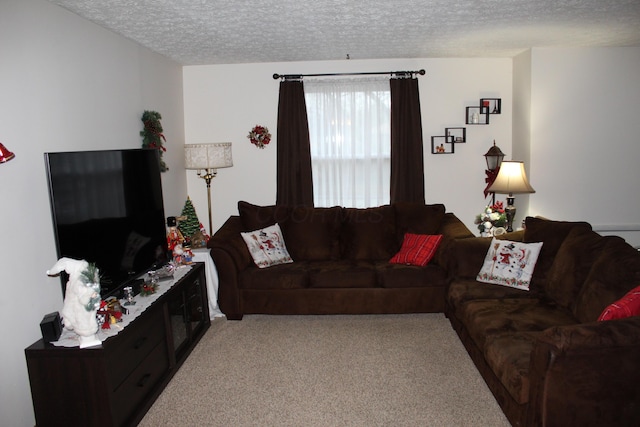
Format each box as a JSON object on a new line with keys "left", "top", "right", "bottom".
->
{"left": 45, "top": 148, "right": 169, "bottom": 297}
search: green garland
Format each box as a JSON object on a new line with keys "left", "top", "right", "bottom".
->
{"left": 140, "top": 110, "right": 168, "bottom": 172}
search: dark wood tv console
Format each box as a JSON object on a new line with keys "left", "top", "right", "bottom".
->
{"left": 25, "top": 262, "right": 210, "bottom": 427}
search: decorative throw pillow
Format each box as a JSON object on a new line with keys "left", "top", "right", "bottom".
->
{"left": 476, "top": 238, "right": 543, "bottom": 291}
{"left": 598, "top": 285, "right": 640, "bottom": 321}
{"left": 240, "top": 223, "right": 293, "bottom": 268}
{"left": 389, "top": 234, "right": 443, "bottom": 267}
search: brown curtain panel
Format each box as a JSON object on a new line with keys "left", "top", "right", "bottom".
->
{"left": 276, "top": 80, "right": 314, "bottom": 207}
{"left": 390, "top": 77, "right": 425, "bottom": 204}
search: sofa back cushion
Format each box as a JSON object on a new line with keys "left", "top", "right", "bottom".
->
{"left": 544, "top": 227, "right": 609, "bottom": 310}
{"left": 341, "top": 205, "right": 397, "bottom": 260}
{"left": 393, "top": 202, "right": 445, "bottom": 243}
{"left": 523, "top": 217, "right": 592, "bottom": 291}
{"left": 281, "top": 206, "right": 343, "bottom": 261}
{"left": 238, "top": 201, "right": 291, "bottom": 231}
{"left": 573, "top": 235, "right": 640, "bottom": 323}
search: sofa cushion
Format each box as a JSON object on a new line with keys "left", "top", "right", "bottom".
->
{"left": 484, "top": 331, "right": 540, "bottom": 404}
{"left": 341, "top": 205, "right": 397, "bottom": 260}
{"left": 476, "top": 238, "right": 543, "bottom": 291}
{"left": 393, "top": 202, "right": 445, "bottom": 241}
{"left": 598, "top": 285, "right": 640, "bottom": 321}
{"left": 389, "top": 233, "right": 442, "bottom": 267}
{"left": 574, "top": 236, "right": 640, "bottom": 323}
{"left": 238, "top": 262, "right": 309, "bottom": 290}
{"left": 238, "top": 201, "right": 291, "bottom": 230}
{"left": 308, "top": 261, "right": 378, "bottom": 289}
{"left": 544, "top": 227, "right": 609, "bottom": 310}
{"left": 281, "top": 206, "right": 342, "bottom": 261}
{"left": 376, "top": 262, "right": 447, "bottom": 289}
{"left": 240, "top": 223, "right": 293, "bottom": 268}
{"left": 523, "top": 217, "right": 592, "bottom": 291}
{"left": 447, "top": 279, "right": 539, "bottom": 311}
{"left": 459, "top": 298, "right": 577, "bottom": 350}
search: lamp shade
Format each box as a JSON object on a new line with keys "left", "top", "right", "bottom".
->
{"left": 185, "top": 143, "right": 233, "bottom": 170}
{"left": 0, "top": 143, "right": 15, "bottom": 163}
{"left": 487, "top": 161, "right": 535, "bottom": 195}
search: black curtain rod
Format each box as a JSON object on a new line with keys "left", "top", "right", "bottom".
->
{"left": 273, "top": 69, "right": 425, "bottom": 80}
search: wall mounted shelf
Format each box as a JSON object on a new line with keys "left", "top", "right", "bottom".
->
{"left": 481, "top": 98, "right": 501, "bottom": 114}
{"left": 466, "top": 106, "right": 489, "bottom": 125}
{"left": 446, "top": 127, "right": 466, "bottom": 143}
{"left": 431, "top": 136, "right": 454, "bottom": 154}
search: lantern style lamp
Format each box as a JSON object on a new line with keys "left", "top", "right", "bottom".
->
{"left": 184, "top": 143, "right": 233, "bottom": 235}
{"left": 0, "top": 143, "right": 15, "bottom": 163}
{"left": 487, "top": 161, "right": 535, "bottom": 232}
{"left": 483, "top": 140, "right": 505, "bottom": 203}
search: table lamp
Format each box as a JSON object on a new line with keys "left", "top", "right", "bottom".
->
{"left": 487, "top": 161, "right": 535, "bottom": 232}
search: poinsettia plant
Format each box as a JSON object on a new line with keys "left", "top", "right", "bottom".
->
{"left": 247, "top": 125, "right": 271, "bottom": 149}
{"left": 474, "top": 201, "right": 507, "bottom": 234}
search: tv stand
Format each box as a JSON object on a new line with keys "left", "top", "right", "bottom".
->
{"left": 25, "top": 263, "right": 210, "bottom": 427}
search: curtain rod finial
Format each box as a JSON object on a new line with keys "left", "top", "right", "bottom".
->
{"left": 273, "top": 73, "right": 281, "bottom": 79}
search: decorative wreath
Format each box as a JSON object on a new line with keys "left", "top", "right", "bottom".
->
{"left": 140, "top": 110, "right": 168, "bottom": 172}
{"left": 247, "top": 125, "right": 271, "bottom": 149}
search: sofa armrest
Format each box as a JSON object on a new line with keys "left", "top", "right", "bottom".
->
{"left": 208, "top": 216, "right": 252, "bottom": 271}
{"left": 527, "top": 317, "right": 640, "bottom": 426}
{"left": 446, "top": 230, "right": 525, "bottom": 278}
{"left": 434, "top": 213, "right": 475, "bottom": 267}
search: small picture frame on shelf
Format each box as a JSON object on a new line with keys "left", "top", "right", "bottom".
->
{"left": 445, "top": 127, "right": 466, "bottom": 143}
{"left": 466, "top": 106, "right": 489, "bottom": 125}
{"left": 480, "top": 98, "right": 501, "bottom": 114}
{"left": 431, "top": 136, "right": 454, "bottom": 154}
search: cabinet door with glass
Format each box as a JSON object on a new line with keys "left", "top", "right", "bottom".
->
{"left": 167, "top": 263, "right": 208, "bottom": 363}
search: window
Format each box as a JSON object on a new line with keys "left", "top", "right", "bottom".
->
{"left": 304, "top": 78, "right": 390, "bottom": 208}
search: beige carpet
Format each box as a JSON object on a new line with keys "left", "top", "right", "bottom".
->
{"left": 140, "top": 314, "right": 510, "bottom": 427}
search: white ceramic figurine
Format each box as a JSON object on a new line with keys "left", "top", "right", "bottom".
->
{"left": 47, "top": 257, "right": 102, "bottom": 348}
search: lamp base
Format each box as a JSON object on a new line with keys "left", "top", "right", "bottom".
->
{"left": 505, "top": 196, "right": 516, "bottom": 232}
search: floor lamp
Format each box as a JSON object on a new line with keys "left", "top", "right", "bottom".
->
{"left": 184, "top": 143, "right": 233, "bottom": 235}
{"left": 487, "top": 161, "right": 535, "bottom": 232}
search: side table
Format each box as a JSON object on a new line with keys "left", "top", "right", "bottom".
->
{"left": 193, "top": 247, "right": 224, "bottom": 318}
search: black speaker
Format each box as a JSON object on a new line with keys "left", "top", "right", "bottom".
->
{"left": 40, "top": 311, "right": 62, "bottom": 343}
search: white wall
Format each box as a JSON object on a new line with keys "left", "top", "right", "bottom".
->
{"left": 512, "top": 50, "right": 533, "bottom": 226}
{"left": 0, "top": 1, "right": 185, "bottom": 425}
{"left": 183, "top": 58, "right": 514, "bottom": 235}
{"left": 528, "top": 47, "right": 640, "bottom": 246}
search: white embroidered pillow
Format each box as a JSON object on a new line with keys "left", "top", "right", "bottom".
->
{"left": 476, "top": 238, "right": 543, "bottom": 291}
{"left": 241, "top": 223, "right": 293, "bottom": 268}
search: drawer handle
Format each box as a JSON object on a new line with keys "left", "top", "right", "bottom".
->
{"left": 133, "top": 336, "right": 148, "bottom": 349}
{"left": 137, "top": 373, "right": 151, "bottom": 388}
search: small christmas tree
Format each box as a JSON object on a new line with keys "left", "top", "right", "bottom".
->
{"left": 178, "top": 197, "right": 201, "bottom": 240}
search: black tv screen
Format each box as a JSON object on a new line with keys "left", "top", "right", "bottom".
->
{"left": 45, "top": 148, "right": 169, "bottom": 297}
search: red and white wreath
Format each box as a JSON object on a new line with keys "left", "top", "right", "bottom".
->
{"left": 247, "top": 125, "right": 271, "bottom": 149}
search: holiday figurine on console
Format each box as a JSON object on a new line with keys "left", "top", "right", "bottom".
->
{"left": 47, "top": 257, "right": 102, "bottom": 348}
{"left": 166, "top": 216, "right": 185, "bottom": 254}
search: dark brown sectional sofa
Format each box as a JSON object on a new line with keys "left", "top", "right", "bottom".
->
{"left": 446, "top": 217, "right": 640, "bottom": 427}
{"left": 210, "top": 205, "right": 640, "bottom": 426}
{"left": 209, "top": 201, "right": 474, "bottom": 320}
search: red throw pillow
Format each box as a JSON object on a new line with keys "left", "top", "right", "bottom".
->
{"left": 598, "top": 285, "right": 640, "bottom": 321}
{"left": 389, "top": 234, "right": 443, "bottom": 267}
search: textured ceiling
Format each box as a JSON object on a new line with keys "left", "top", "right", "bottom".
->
{"left": 48, "top": 0, "right": 640, "bottom": 65}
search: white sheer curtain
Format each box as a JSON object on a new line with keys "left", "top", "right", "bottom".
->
{"left": 304, "top": 78, "right": 390, "bottom": 208}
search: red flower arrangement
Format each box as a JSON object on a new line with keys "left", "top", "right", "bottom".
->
{"left": 247, "top": 125, "right": 271, "bottom": 149}
{"left": 97, "top": 299, "right": 123, "bottom": 329}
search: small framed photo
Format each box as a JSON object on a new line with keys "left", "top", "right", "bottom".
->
{"left": 431, "top": 136, "right": 454, "bottom": 154}
{"left": 480, "top": 98, "right": 501, "bottom": 114}
{"left": 445, "top": 127, "right": 466, "bottom": 143}
{"left": 466, "top": 106, "right": 489, "bottom": 125}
